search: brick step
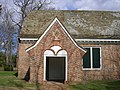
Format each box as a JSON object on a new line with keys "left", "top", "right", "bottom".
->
{"left": 41, "top": 81, "right": 69, "bottom": 90}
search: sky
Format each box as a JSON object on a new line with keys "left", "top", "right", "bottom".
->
{"left": 0, "top": 0, "right": 120, "bottom": 11}
{"left": 51, "top": 0, "right": 120, "bottom": 11}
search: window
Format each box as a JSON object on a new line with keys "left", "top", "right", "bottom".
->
{"left": 83, "top": 47, "right": 101, "bottom": 70}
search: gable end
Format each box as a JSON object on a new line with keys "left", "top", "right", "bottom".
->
{"left": 26, "top": 17, "right": 86, "bottom": 53}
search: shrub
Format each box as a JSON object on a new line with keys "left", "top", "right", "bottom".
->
{"left": 0, "top": 52, "right": 5, "bottom": 67}
{"left": 4, "top": 65, "right": 13, "bottom": 71}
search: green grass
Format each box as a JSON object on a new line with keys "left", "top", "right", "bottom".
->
{"left": 69, "top": 80, "right": 120, "bottom": 90}
{"left": 0, "top": 71, "right": 39, "bottom": 90}
{"left": 0, "top": 71, "right": 120, "bottom": 90}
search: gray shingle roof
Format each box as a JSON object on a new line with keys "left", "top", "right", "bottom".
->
{"left": 20, "top": 10, "right": 120, "bottom": 39}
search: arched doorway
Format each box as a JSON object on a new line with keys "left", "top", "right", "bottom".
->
{"left": 44, "top": 46, "right": 67, "bottom": 83}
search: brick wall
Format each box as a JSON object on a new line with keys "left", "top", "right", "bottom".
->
{"left": 81, "top": 44, "right": 120, "bottom": 82}
{"left": 18, "top": 43, "right": 32, "bottom": 79}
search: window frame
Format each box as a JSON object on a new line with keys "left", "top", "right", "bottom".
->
{"left": 82, "top": 47, "right": 102, "bottom": 70}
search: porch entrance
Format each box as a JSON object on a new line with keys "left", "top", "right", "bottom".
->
{"left": 46, "top": 57, "right": 65, "bottom": 82}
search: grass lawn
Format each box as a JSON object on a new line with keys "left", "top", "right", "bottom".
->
{"left": 0, "top": 71, "right": 39, "bottom": 90}
{"left": 69, "top": 80, "right": 120, "bottom": 90}
{"left": 0, "top": 71, "right": 120, "bottom": 90}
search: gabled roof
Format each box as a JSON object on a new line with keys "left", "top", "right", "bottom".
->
{"left": 26, "top": 17, "right": 86, "bottom": 52}
{"left": 20, "top": 10, "right": 120, "bottom": 39}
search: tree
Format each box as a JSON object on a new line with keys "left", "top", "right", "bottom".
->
{"left": 0, "top": 6, "right": 15, "bottom": 65}
{"left": 0, "top": 52, "right": 5, "bottom": 67}
{"left": 13, "top": 0, "right": 53, "bottom": 31}
{"left": 0, "top": 5, "right": 3, "bottom": 49}
{"left": 0, "top": 5, "right": 2, "bottom": 13}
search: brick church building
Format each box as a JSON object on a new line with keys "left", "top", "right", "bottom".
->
{"left": 18, "top": 10, "right": 120, "bottom": 84}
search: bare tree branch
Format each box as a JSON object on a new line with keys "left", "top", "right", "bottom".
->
{"left": 13, "top": 0, "right": 53, "bottom": 31}
{"left": 0, "top": 6, "right": 16, "bottom": 65}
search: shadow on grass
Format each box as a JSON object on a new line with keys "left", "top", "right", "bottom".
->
{"left": 13, "top": 72, "right": 18, "bottom": 77}
{"left": 69, "top": 80, "right": 120, "bottom": 90}
{"left": 8, "top": 79, "right": 24, "bottom": 89}
{"left": 106, "top": 80, "right": 120, "bottom": 90}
